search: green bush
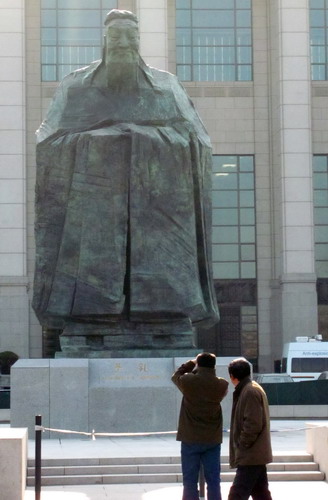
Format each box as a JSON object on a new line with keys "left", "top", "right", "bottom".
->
{"left": 0, "top": 351, "right": 19, "bottom": 374}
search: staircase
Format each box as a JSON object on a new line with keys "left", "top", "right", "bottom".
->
{"left": 27, "top": 453, "right": 325, "bottom": 486}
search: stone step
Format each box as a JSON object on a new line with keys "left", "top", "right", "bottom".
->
{"left": 266, "top": 471, "right": 325, "bottom": 481}
{"left": 27, "top": 455, "right": 182, "bottom": 467}
{"left": 27, "top": 452, "right": 314, "bottom": 467}
{"left": 27, "top": 461, "right": 320, "bottom": 477}
{"left": 26, "top": 453, "right": 325, "bottom": 486}
{"left": 26, "top": 470, "right": 325, "bottom": 487}
{"left": 268, "top": 462, "right": 320, "bottom": 471}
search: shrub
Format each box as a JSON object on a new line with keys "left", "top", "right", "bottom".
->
{"left": 0, "top": 351, "right": 19, "bottom": 374}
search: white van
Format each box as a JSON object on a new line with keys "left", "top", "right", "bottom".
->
{"left": 281, "top": 336, "right": 328, "bottom": 382}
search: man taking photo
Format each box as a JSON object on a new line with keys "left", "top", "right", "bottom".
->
{"left": 172, "top": 352, "right": 228, "bottom": 500}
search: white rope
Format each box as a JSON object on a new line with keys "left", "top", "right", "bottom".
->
{"left": 35, "top": 425, "right": 177, "bottom": 439}
{"left": 34, "top": 425, "right": 325, "bottom": 439}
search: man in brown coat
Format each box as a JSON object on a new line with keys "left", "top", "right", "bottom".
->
{"left": 172, "top": 352, "right": 228, "bottom": 500}
{"left": 228, "top": 358, "right": 273, "bottom": 500}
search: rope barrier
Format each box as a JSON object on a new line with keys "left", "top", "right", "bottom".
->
{"left": 33, "top": 415, "right": 328, "bottom": 500}
{"left": 34, "top": 424, "right": 323, "bottom": 439}
{"left": 35, "top": 425, "right": 177, "bottom": 438}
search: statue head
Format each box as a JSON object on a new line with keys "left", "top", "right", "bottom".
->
{"left": 104, "top": 10, "right": 139, "bottom": 66}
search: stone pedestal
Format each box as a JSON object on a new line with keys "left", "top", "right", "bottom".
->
{"left": 56, "top": 347, "right": 199, "bottom": 358}
{"left": 11, "top": 357, "right": 234, "bottom": 439}
{"left": 0, "top": 428, "right": 27, "bottom": 500}
{"left": 57, "top": 319, "right": 198, "bottom": 358}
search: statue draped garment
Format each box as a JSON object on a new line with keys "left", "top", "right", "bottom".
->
{"left": 33, "top": 58, "right": 219, "bottom": 333}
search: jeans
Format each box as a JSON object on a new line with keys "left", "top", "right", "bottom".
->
{"left": 181, "top": 442, "right": 222, "bottom": 500}
{"left": 228, "top": 465, "right": 272, "bottom": 500}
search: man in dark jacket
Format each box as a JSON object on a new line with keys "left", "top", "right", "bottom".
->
{"left": 172, "top": 352, "right": 228, "bottom": 500}
{"left": 228, "top": 358, "right": 273, "bottom": 500}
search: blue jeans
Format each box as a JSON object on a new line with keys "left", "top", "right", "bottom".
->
{"left": 181, "top": 442, "right": 222, "bottom": 500}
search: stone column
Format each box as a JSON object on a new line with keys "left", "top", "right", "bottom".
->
{"left": 0, "top": 1, "right": 29, "bottom": 357}
{"left": 269, "top": 0, "right": 317, "bottom": 351}
{"left": 253, "top": 0, "right": 274, "bottom": 370}
{"left": 137, "top": 0, "right": 168, "bottom": 71}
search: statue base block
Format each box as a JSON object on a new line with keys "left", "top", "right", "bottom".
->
{"left": 10, "top": 358, "right": 234, "bottom": 439}
{"left": 58, "top": 319, "right": 197, "bottom": 356}
{"left": 56, "top": 348, "right": 199, "bottom": 358}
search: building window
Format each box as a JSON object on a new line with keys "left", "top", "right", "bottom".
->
{"left": 41, "top": 0, "right": 117, "bottom": 82}
{"left": 176, "top": 0, "right": 252, "bottom": 82}
{"left": 310, "top": 0, "right": 328, "bottom": 80}
{"left": 313, "top": 155, "right": 328, "bottom": 275}
{"left": 212, "top": 155, "right": 256, "bottom": 279}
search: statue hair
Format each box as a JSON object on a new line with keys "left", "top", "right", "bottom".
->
{"left": 104, "top": 9, "right": 138, "bottom": 26}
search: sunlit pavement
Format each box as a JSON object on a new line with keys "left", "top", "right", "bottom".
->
{"left": 24, "top": 481, "right": 328, "bottom": 500}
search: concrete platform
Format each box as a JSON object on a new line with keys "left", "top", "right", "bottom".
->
{"left": 18, "top": 419, "right": 328, "bottom": 499}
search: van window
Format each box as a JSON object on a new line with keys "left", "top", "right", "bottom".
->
{"left": 291, "top": 357, "right": 328, "bottom": 373}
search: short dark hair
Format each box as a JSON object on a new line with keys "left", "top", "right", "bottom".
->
{"left": 197, "top": 352, "right": 216, "bottom": 368}
{"left": 228, "top": 358, "right": 251, "bottom": 381}
{"left": 104, "top": 9, "right": 138, "bottom": 26}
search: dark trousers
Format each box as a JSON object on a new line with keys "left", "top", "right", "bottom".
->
{"left": 228, "top": 465, "right": 272, "bottom": 500}
{"left": 181, "top": 442, "right": 222, "bottom": 500}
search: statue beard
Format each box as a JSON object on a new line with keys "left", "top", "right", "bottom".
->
{"left": 105, "top": 52, "right": 139, "bottom": 92}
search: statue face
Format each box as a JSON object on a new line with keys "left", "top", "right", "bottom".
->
{"left": 105, "top": 19, "right": 139, "bottom": 64}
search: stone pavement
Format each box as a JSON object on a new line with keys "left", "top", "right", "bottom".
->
{"left": 22, "top": 420, "right": 328, "bottom": 499}
{"left": 23, "top": 481, "right": 328, "bottom": 499}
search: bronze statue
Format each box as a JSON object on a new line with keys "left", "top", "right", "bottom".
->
{"left": 33, "top": 10, "right": 219, "bottom": 356}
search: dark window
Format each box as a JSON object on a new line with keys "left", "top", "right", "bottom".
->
{"left": 217, "top": 306, "right": 241, "bottom": 356}
{"left": 313, "top": 155, "right": 328, "bottom": 276}
{"left": 291, "top": 357, "right": 328, "bottom": 372}
{"left": 197, "top": 279, "right": 257, "bottom": 359}
{"left": 281, "top": 357, "right": 287, "bottom": 372}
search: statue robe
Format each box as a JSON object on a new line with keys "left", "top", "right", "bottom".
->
{"left": 33, "top": 58, "right": 219, "bottom": 331}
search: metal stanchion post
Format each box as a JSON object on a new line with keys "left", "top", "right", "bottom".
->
{"left": 199, "top": 463, "right": 205, "bottom": 498}
{"left": 35, "top": 415, "right": 42, "bottom": 500}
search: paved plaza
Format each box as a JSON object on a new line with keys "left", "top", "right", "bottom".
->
{"left": 22, "top": 419, "right": 328, "bottom": 499}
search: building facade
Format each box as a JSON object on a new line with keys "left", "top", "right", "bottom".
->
{"left": 0, "top": 0, "right": 327, "bottom": 372}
